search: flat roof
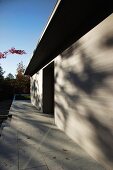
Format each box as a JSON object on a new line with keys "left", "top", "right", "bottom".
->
{"left": 25, "top": 0, "right": 112, "bottom": 76}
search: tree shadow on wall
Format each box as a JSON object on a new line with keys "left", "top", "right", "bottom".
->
{"left": 61, "top": 42, "right": 79, "bottom": 59}
{"left": 101, "top": 33, "right": 113, "bottom": 48}
{"left": 87, "top": 111, "right": 113, "bottom": 163}
{"left": 55, "top": 37, "right": 113, "bottom": 166}
{"left": 65, "top": 50, "right": 113, "bottom": 95}
{"left": 31, "top": 79, "right": 42, "bottom": 111}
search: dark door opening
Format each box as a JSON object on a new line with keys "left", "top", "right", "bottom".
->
{"left": 43, "top": 62, "right": 54, "bottom": 115}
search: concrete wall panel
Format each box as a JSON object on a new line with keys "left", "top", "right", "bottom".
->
{"left": 55, "top": 14, "right": 113, "bottom": 169}
{"left": 30, "top": 71, "right": 42, "bottom": 111}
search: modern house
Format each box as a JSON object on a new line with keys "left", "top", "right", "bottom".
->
{"left": 25, "top": 0, "right": 113, "bottom": 169}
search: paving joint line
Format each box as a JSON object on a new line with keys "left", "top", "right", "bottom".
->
{"left": 17, "top": 131, "right": 20, "bottom": 170}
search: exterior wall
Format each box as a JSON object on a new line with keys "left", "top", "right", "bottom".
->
{"left": 30, "top": 71, "right": 42, "bottom": 111}
{"left": 55, "top": 14, "right": 113, "bottom": 169}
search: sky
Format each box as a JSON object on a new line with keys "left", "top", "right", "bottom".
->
{"left": 0, "top": 0, "right": 57, "bottom": 77}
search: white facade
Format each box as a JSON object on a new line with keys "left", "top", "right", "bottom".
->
{"left": 30, "top": 14, "right": 113, "bottom": 169}
{"left": 54, "top": 14, "right": 113, "bottom": 169}
{"left": 30, "top": 70, "right": 43, "bottom": 111}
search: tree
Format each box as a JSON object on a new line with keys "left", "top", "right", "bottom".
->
{"left": 0, "top": 48, "right": 26, "bottom": 100}
{"left": 15, "top": 61, "right": 30, "bottom": 94}
{"left": 0, "top": 65, "right": 14, "bottom": 100}
{"left": 0, "top": 64, "right": 5, "bottom": 79}
{"left": 6, "top": 73, "right": 14, "bottom": 80}
{"left": 16, "top": 61, "right": 25, "bottom": 79}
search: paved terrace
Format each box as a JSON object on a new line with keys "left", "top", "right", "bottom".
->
{"left": 0, "top": 100, "right": 106, "bottom": 170}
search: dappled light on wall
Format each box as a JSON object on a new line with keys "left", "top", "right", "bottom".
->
{"left": 30, "top": 71, "right": 42, "bottom": 111}
{"left": 55, "top": 14, "right": 113, "bottom": 170}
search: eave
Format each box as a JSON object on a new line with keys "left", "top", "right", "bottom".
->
{"left": 25, "top": 0, "right": 112, "bottom": 76}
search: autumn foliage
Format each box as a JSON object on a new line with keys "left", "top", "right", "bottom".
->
{"left": 0, "top": 62, "right": 30, "bottom": 101}
{"left": 0, "top": 48, "right": 29, "bottom": 100}
{"left": 0, "top": 47, "right": 26, "bottom": 59}
{"left": 15, "top": 62, "right": 30, "bottom": 94}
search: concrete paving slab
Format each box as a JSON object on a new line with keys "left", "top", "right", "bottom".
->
{"left": 1, "top": 127, "right": 17, "bottom": 146}
{"left": 17, "top": 123, "right": 53, "bottom": 148}
{"left": 33, "top": 128, "right": 87, "bottom": 154}
{"left": 19, "top": 145, "right": 46, "bottom": 170}
{"left": 0, "top": 100, "right": 106, "bottom": 170}
{"left": 42, "top": 151, "right": 106, "bottom": 170}
{"left": 18, "top": 133, "right": 35, "bottom": 145}
{"left": 0, "top": 141, "right": 18, "bottom": 170}
{"left": 0, "top": 159, "right": 18, "bottom": 170}
{"left": 20, "top": 165, "right": 48, "bottom": 170}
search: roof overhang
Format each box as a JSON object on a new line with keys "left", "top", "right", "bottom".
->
{"left": 25, "top": 0, "right": 112, "bottom": 76}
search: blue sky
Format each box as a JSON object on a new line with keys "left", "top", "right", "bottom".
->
{"left": 0, "top": 0, "right": 56, "bottom": 77}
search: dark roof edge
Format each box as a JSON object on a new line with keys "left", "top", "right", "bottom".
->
{"left": 25, "top": 1, "right": 113, "bottom": 76}
{"left": 37, "top": 0, "right": 61, "bottom": 46}
{"left": 25, "top": 0, "right": 61, "bottom": 75}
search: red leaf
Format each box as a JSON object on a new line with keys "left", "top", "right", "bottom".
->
{"left": 9, "top": 48, "right": 26, "bottom": 55}
{"left": 0, "top": 52, "right": 6, "bottom": 59}
{"left": 0, "top": 47, "right": 26, "bottom": 59}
